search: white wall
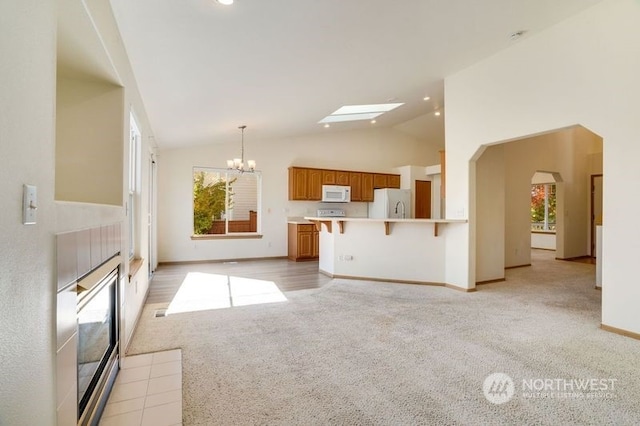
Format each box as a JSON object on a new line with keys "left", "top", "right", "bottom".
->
{"left": 0, "top": 0, "right": 157, "bottom": 422}
{"left": 475, "top": 145, "right": 505, "bottom": 282}
{"left": 445, "top": 0, "right": 640, "bottom": 334}
{"left": 0, "top": 0, "right": 57, "bottom": 424}
{"left": 531, "top": 233, "right": 556, "bottom": 250}
{"left": 84, "top": 0, "right": 158, "bottom": 350}
{"left": 157, "top": 127, "right": 441, "bottom": 262}
{"left": 320, "top": 220, "right": 448, "bottom": 284}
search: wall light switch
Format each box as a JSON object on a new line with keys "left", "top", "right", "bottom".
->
{"left": 23, "top": 184, "right": 37, "bottom": 225}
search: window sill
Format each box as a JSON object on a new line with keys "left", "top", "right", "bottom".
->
{"left": 129, "top": 257, "right": 144, "bottom": 281}
{"left": 531, "top": 230, "right": 556, "bottom": 235}
{"left": 191, "top": 234, "right": 263, "bottom": 240}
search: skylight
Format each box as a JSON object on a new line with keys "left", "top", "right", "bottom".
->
{"left": 319, "top": 112, "right": 384, "bottom": 124}
{"left": 319, "top": 102, "right": 404, "bottom": 124}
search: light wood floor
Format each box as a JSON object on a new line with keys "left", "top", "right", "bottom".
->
{"left": 146, "top": 258, "right": 331, "bottom": 305}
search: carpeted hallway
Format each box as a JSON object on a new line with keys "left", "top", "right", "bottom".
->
{"left": 127, "top": 250, "right": 640, "bottom": 425}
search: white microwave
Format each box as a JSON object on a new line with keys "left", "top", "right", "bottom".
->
{"left": 322, "top": 185, "right": 351, "bottom": 203}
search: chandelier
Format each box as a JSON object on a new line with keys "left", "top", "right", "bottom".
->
{"left": 226, "top": 125, "right": 255, "bottom": 172}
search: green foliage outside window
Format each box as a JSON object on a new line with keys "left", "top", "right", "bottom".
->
{"left": 193, "top": 171, "right": 235, "bottom": 234}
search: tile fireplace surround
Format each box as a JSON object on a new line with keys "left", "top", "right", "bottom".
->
{"left": 56, "top": 223, "right": 122, "bottom": 425}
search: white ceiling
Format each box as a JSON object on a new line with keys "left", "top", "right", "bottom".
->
{"left": 108, "top": 0, "right": 601, "bottom": 149}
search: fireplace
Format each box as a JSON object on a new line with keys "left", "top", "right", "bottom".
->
{"left": 77, "top": 264, "right": 119, "bottom": 424}
{"left": 56, "top": 224, "right": 122, "bottom": 425}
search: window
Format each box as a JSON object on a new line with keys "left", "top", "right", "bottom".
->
{"left": 193, "top": 167, "right": 261, "bottom": 236}
{"left": 531, "top": 183, "right": 556, "bottom": 231}
{"left": 129, "top": 113, "right": 141, "bottom": 258}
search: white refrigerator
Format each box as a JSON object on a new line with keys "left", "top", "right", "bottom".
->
{"left": 368, "top": 188, "right": 412, "bottom": 219}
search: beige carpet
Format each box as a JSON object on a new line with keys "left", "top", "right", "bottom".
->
{"left": 127, "top": 251, "right": 640, "bottom": 425}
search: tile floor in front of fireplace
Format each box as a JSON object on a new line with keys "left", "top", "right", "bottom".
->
{"left": 99, "top": 349, "right": 182, "bottom": 426}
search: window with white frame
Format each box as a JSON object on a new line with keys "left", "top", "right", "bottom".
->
{"left": 192, "top": 167, "right": 260, "bottom": 236}
{"left": 129, "top": 113, "right": 141, "bottom": 258}
{"left": 531, "top": 183, "right": 556, "bottom": 231}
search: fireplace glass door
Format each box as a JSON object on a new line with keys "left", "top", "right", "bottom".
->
{"left": 77, "top": 268, "right": 118, "bottom": 417}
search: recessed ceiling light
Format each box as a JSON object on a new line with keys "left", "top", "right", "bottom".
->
{"left": 423, "top": 96, "right": 430, "bottom": 101}
{"left": 509, "top": 30, "right": 526, "bottom": 41}
{"left": 434, "top": 111, "right": 441, "bottom": 116}
{"left": 216, "top": 0, "right": 234, "bottom": 5}
{"left": 323, "top": 123, "right": 330, "bottom": 128}
{"left": 371, "top": 120, "right": 376, "bottom": 124}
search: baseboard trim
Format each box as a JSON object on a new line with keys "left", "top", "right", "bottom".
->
{"left": 445, "top": 284, "right": 477, "bottom": 293}
{"left": 600, "top": 324, "right": 640, "bottom": 341}
{"left": 505, "top": 264, "right": 531, "bottom": 270}
{"left": 125, "top": 285, "right": 150, "bottom": 354}
{"left": 317, "top": 269, "right": 477, "bottom": 292}
{"left": 319, "top": 268, "right": 333, "bottom": 278}
{"left": 330, "top": 273, "right": 445, "bottom": 287}
{"left": 557, "top": 255, "right": 592, "bottom": 261}
{"left": 159, "top": 256, "right": 288, "bottom": 266}
{"left": 476, "top": 278, "right": 506, "bottom": 285}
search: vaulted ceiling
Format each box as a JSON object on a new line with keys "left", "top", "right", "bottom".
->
{"left": 109, "top": 0, "right": 602, "bottom": 149}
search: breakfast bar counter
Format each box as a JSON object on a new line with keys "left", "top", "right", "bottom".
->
{"left": 303, "top": 217, "right": 467, "bottom": 287}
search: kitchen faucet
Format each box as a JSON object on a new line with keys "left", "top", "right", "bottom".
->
{"left": 394, "top": 200, "right": 406, "bottom": 218}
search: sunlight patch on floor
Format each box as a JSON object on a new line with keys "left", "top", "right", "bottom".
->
{"left": 166, "top": 272, "right": 287, "bottom": 315}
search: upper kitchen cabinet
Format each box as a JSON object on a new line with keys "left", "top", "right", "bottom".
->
{"left": 56, "top": 0, "right": 124, "bottom": 205}
{"left": 349, "top": 172, "right": 362, "bottom": 201}
{"left": 289, "top": 166, "right": 401, "bottom": 201}
{"left": 361, "top": 173, "right": 374, "bottom": 201}
{"left": 388, "top": 174, "right": 401, "bottom": 189}
{"left": 336, "top": 171, "right": 350, "bottom": 186}
{"left": 289, "top": 167, "right": 309, "bottom": 200}
{"left": 373, "top": 173, "right": 400, "bottom": 189}
{"left": 373, "top": 173, "right": 388, "bottom": 188}
{"left": 289, "top": 167, "right": 323, "bottom": 201}
{"left": 308, "top": 168, "right": 323, "bottom": 200}
{"left": 322, "top": 170, "right": 336, "bottom": 185}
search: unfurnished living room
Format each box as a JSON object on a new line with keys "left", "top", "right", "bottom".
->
{"left": 2, "top": 0, "right": 640, "bottom": 425}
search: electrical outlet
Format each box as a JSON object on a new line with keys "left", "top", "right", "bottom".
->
{"left": 344, "top": 255, "right": 353, "bottom": 261}
{"left": 338, "top": 255, "right": 344, "bottom": 261}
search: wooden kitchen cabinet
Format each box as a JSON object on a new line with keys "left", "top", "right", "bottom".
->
{"left": 288, "top": 167, "right": 309, "bottom": 200}
{"left": 361, "top": 172, "right": 374, "bottom": 201}
{"left": 288, "top": 223, "right": 319, "bottom": 261}
{"left": 349, "top": 172, "right": 362, "bottom": 201}
{"left": 308, "top": 168, "right": 323, "bottom": 200}
{"left": 336, "top": 171, "right": 350, "bottom": 185}
{"left": 289, "top": 166, "right": 401, "bottom": 200}
{"left": 388, "top": 174, "right": 401, "bottom": 189}
{"left": 373, "top": 173, "right": 388, "bottom": 188}
{"left": 322, "top": 169, "right": 336, "bottom": 185}
{"left": 373, "top": 173, "right": 400, "bottom": 189}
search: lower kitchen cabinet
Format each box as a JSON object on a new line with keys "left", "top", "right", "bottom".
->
{"left": 288, "top": 223, "right": 319, "bottom": 261}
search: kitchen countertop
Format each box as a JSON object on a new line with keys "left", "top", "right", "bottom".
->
{"left": 304, "top": 217, "right": 467, "bottom": 223}
{"left": 287, "top": 217, "right": 314, "bottom": 225}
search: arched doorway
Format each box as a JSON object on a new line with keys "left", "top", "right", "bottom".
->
{"left": 473, "top": 125, "right": 603, "bottom": 284}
